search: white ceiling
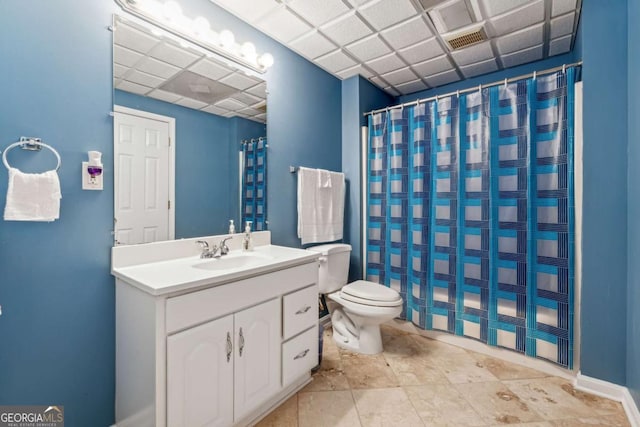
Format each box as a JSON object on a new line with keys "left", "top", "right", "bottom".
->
{"left": 113, "top": 16, "right": 267, "bottom": 123}
{"left": 209, "top": 0, "right": 581, "bottom": 96}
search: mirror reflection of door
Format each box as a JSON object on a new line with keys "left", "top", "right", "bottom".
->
{"left": 114, "top": 105, "right": 175, "bottom": 245}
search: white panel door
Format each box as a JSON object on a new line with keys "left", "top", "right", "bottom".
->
{"left": 167, "top": 315, "right": 234, "bottom": 427}
{"left": 234, "top": 298, "right": 282, "bottom": 421}
{"left": 114, "top": 109, "right": 171, "bottom": 245}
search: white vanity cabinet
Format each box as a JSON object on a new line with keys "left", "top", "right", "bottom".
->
{"left": 113, "top": 245, "right": 319, "bottom": 427}
{"left": 167, "top": 298, "right": 281, "bottom": 426}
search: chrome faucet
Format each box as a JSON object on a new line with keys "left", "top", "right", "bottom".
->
{"left": 196, "top": 237, "right": 233, "bottom": 259}
{"left": 196, "top": 240, "right": 219, "bottom": 259}
{"left": 218, "top": 237, "right": 233, "bottom": 255}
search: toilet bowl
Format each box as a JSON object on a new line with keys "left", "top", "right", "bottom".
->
{"left": 307, "top": 244, "right": 403, "bottom": 355}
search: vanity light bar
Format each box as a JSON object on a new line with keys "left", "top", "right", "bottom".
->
{"left": 114, "top": 0, "right": 274, "bottom": 74}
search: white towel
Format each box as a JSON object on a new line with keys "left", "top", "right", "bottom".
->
{"left": 4, "top": 167, "right": 62, "bottom": 221}
{"left": 318, "top": 168, "right": 332, "bottom": 188}
{"left": 297, "top": 167, "right": 344, "bottom": 244}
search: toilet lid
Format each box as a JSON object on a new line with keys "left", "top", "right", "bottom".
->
{"left": 340, "top": 280, "right": 402, "bottom": 307}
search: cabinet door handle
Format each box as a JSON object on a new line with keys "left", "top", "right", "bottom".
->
{"left": 294, "top": 349, "right": 310, "bottom": 360}
{"left": 295, "top": 305, "right": 311, "bottom": 315}
{"left": 238, "top": 327, "right": 245, "bottom": 357}
{"left": 226, "top": 332, "right": 232, "bottom": 363}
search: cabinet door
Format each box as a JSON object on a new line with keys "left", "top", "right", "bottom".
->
{"left": 234, "top": 298, "right": 282, "bottom": 421}
{"left": 167, "top": 315, "right": 234, "bottom": 427}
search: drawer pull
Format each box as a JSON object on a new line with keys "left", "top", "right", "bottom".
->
{"left": 226, "top": 332, "right": 232, "bottom": 363}
{"left": 293, "top": 349, "right": 310, "bottom": 360}
{"left": 295, "top": 305, "right": 312, "bottom": 315}
{"left": 239, "top": 327, "right": 245, "bottom": 357}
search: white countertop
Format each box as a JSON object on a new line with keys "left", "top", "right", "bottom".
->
{"left": 112, "top": 243, "right": 319, "bottom": 296}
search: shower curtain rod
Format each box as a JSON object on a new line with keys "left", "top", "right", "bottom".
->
{"left": 363, "top": 60, "right": 583, "bottom": 117}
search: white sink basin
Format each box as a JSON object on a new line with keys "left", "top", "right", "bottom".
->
{"left": 192, "top": 251, "right": 274, "bottom": 271}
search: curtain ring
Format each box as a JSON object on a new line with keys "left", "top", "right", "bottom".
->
{"left": 533, "top": 71, "right": 537, "bottom": 80}
{"left": 478, "top": 83, "right": 482, "bottom": 93}
{"left": 456, "top": 90, "right": 460, "bottom": 98}
{"left": 562, "top": 64, "right": 566, "bottom": 73}
{"left": 504, "top": 78, "right": 508, "bottom": 88}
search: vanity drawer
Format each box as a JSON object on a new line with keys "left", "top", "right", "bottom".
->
{"left": 282, "top": 326, "right": 318, "bottom": 387}
{"left": 282, "top": 284, "right": 318, "bottom": 340}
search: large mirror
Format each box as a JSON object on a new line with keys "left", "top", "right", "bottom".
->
{"left": 112, "top": 14, "right": 267, "bottom": 245}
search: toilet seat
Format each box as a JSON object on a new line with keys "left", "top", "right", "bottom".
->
{"left": 339, "top": 280, "right": 402, "bottom": 307}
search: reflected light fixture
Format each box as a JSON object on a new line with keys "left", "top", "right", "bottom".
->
{"left": 114, "top": 0, "right": 274, "bottom": 74}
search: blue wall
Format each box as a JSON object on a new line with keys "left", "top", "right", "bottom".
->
{"left": 580, "top": 0, "right": 628, "bottom": 386}
{"left": 627, "top": 0, "right": 640, "bottom": 407}
{"left": 341, "top": 76, "right": 393, "bottom": 281}
{"left": 0, "top": 0, "right": 341, "bottom": 425}
{"left": 115, "top": 90, "right": 264, "bottom": 237}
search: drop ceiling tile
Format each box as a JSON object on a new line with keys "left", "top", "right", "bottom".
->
{"left": 345, "top": 35, "right": 391, "bottom": 62}
{"left": 115, "top": 23, "right": 159, "bottom": 54}
{"left": 383, "top": 86, "right": 401, "bottom": 96}
{"left": 394, "top": 79, "right": 428, "bottom": 95}
{"left": 336, "top": 64, "right": 375, "bottom": 79}
{"left": 175, "top": 97, "right": 209, "bottom": 110}
{"left": 290, "top": 30, "right": 337, "bottom": 59}
{"left": 412, "top": 55, "right": 453, "bottom": 77}
{"left": 114, "top": 63, "right": 128, "bottom": 79}
{"left": 398, "top": 38, "right": 444, "bottom": 64}
{"left": 126, "top": 70, "right": 165, "bottom": 88}
{"left": 369, "top": 76, "right": 388, "bottom": 88}
{"left": 549, "top": 35, "right": 572, "bottom": 56}
{"left": 321, "top": 12, "right": 373, "bottom": 46}
{"left": 116, "top": 80, "right": 151, "bottom": 96}
{"left": 215, "top": 98, "right": 247, "bottom": 111}
{"left": 238, "top": 106, "right": 263, "bottom": 116}
{"left": 501, "top": 44, "right": 543, "bottom": 68}
{"left": 256, "top": 7, "right": 312, "bottom": 43}
{"left": 550, "top": 12, "right": 576, "bottom": 39}
{"left": 380, "top": 16, "right": 433, "bottom": 50}
{"left": 450, "top": 41, "right": 494, "bottom": 66}
{"left": 359, "top": 0, "right": 419, "bottom": 31}
{"left": 147, "top": 89, "right": 183, "bottom": 103}
{"left": 366, "top": 52, "right": 406, "bottom": 75}
{"left": 202, "top": 104, "right": 231, "bottom": 116}
{"left": 460, "top": 58, "right": 498, "bottom": 78}
{"left": 219, "top": 72, "right": 262, "bottom": 91}
{"left": 347, "top": 0, "right": 376, "bottom": 6}
{"left": 137, "top": 57, "right": 181, "bottom": 79}
{"left": 380, "top": 67, "right": 418, "bottom": 86}
{"left": 189, "top": 58, "right": 234, "bottom": 81}
{"left": 481, "top": 0, "right": 533, "bottom": 18}
{"left": 150, "top": 42, "right": 200, "bottom": 68}
{"left": 491, "top": 0, "right": 544, "bottom": 36}
{"left": 211, "top": 0, "right": 280, "bottom": 23}
{"left": 231, "top": 92, "right": 261, "bottom": 106}
{"left": 113, "top": 45, "right": 144, "bottom": 68}
{"left": 315, "top": 50, "right": 358, "bottom": 73}
{"left": 429, "top": 0, "right": 475, "bottom": 33}
{"left": 552, "top": 0, "right": 577, "bottom": 17}
{"left": 246, "top": 82, "right": 267, "bottom": 98}
{"left": 496, "top": 23, "right": 544, "bottom": 55}
{"left": 287, "top": 0, "right": 350, "bottom": 27}
{"left": 424, "top": 69, "right": 460, "bottom": 87}
{"left": 254, "top": 113, "right": 267, "bottom": 122}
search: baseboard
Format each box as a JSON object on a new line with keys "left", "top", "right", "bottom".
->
{"left": 574, "top": 373, "right": 640, "bottom": 427}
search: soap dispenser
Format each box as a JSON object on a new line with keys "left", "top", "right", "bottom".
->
{"left": 243, "top": 221, "right": 253, "bottom": 251}
{"left": 229, "top": 219, "right": 235, "bottom": 234}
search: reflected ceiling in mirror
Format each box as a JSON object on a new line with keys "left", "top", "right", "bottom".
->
{"left": 113, "top": 15, "right": 267, "bottom": 123}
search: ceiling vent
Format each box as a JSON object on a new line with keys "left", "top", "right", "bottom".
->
{"left": 444, "top": 26, "right": 487, "bottom": 50}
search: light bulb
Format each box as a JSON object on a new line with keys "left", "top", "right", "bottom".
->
{"left": 219, "top": 29, "right": 235, "bottom": 48}
{"left": 241, "top": 42, "right": 257, "bottom": 60}
{"left": 258, "top": 53, "right": 274, "bottom": 69}
{"left": 162, "top": 0, "right": 182, "bottom": 21}
{"left": 193, "top": 16, "right": 210, "bottom": 36}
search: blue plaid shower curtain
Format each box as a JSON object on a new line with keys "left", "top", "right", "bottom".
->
{"left": 241, "top": 138, "right": 267, "bottom": 231}
{"left": 366, "top": 67, "right": 577, "bottom": 368}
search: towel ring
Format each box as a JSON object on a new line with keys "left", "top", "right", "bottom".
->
{"left": 2, "top": 139, "right": 61, "bottom": 172}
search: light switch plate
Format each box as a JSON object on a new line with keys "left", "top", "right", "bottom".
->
{"left": 82, "top": 161, "right": 103, "bottom": 190}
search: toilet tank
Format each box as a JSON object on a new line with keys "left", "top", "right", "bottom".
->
{"left": 306, "top": 243, "right": 352, "bottom": 294}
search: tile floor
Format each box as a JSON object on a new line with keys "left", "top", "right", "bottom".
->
{"left": 257, "top": 324, "right": 630, "bottom": 427}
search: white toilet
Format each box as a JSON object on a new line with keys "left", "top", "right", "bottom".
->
{"left": 307, "top": 243, "right": 403, "bottom": 355}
